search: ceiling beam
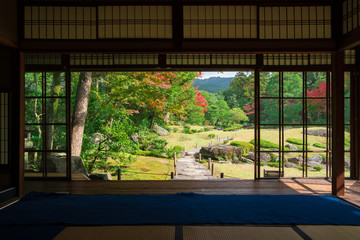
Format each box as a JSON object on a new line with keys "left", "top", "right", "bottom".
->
{"left": 20, "top": 39, "right": 336, "bottom": 53}
{"left": 339, "top": 28, "right": 360, "bottom": 51}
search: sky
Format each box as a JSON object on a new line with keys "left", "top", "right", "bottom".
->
{"left": 197, "top": 71, "right": 237, "bottom": 79}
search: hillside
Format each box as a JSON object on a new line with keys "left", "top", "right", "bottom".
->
{"left": 193, "top": 77, "right": 233, "bottom": 93}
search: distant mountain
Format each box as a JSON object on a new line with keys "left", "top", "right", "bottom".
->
{"left": 193, "top": 77, "right": 233, "bottom": 93}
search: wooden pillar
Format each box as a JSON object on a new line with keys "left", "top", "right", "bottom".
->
{"left": 332, "top": 51, "right": 345, "bottom": 196}
{"left": 352, "top": 48, "right": 360, "bottom": 179}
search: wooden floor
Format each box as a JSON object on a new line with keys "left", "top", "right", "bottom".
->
{"left": 24, "top": 178, "right": 360, "bottom": 206}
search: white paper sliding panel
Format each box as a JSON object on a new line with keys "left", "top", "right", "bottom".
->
{"left": 98, "top": 6, "right": 172, "bottom": 39}
{"left": 183, "top": 5, "right": 257, "bottom": 39}
{"left": 309, "top": 53, "right": 332, "bottom": 65}
{"left": 24, "top": 6, "right": 97, "bottom": 39}
{"left": 260, "top": 6, "right": 331, "bottom": 39}
{"left": 166, "top": 54, "right": 256, "bottom": 66}
{"left": 0, "top": 93, "right": 9, "bottom": 165}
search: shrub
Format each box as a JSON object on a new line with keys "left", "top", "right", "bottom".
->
{"left": 208, "top": 133, "right": 216, "bottom": 138}
{"left": 260, "top": 161, "right": 265, "bottom": 166}
{"left": 313, "top": 143, "right": 326, "bottom": 149}
{"left": 223, "top": 140, "right": 229, "bottom": 144}
{"left": 217, "top": 157, "right": 225, "bottom": 161}
{"left": 224, "top": 127, "right": 240, "bottom": 131}
{"left": 313, "top": 166, "right": 323, "bottom": 171}
{"left": 190, "top": 129, "right": 198, "bottom": 134}
{"left": 268, "top": 162, "right": 279, "bottom": 168}
{"left": 286, "top": 138, "right": 309, "bottom": 146}
{"left": 298, "top": 166, "right": 303, "bottom": 171}
{"left": 183, "top": 126, "right": 191, "bottom": 134}
{"left": 172, "top": 128, "right": 179, "bottom": 133}
{"left": 135, "top": 150, "right": 152, "bottom": 156}
{"left": 241, "top": 159, "right": 249, "bottom": 163}
{"left": 319, "top": 153, "right": 326, "bottom": 160}
{"left": 230, "top": 141, "right": 255, "bottom": 153}
{"left": 250, "top": 139, "right": 290, "bottom": 151}
{"left": 173, "top": 145, "right": 183, "bottom": 152}
{"left": 204, "top": 127, "right": 210, "bottom": 132}
{"left": 200, "top": 160, "right": 207, "bottom": 163}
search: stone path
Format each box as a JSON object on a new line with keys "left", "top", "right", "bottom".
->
{"left": 174, "top": 154, "right": 215, "bottom": 180}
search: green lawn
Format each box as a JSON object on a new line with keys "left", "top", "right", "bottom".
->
{"left": 213, "top": 163, "right": 350, "bottom": 179}
{"left": 114, "top": 156, "right": 174, "bottom": 180}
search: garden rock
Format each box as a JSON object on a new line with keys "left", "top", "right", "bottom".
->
{"left": 216, "top": 127, "right": 224, "bottom": 130}
{"left": 46, "top": 154, "right": 87, "bottom": 175}
{"left": 285, "top": 162, "right": 297, "bottom": 168}
{"left": 130, "top": 133, "right": 140, "bottom": 142}
{"left": 285, "top": 144, "right": 298, "bottom": 151}
{"left": 305, "top": 129, "right": 330, "bottom": 137}
{"left": 92, "top": 132, "right": 105, "bottom": 145}
{"left": 345, "top": 157, "right": 350, "bottom": 168}
{"left": 199, "top": 145, "right": 244, "bottom": 161}
{"left": 242, "top": 124, "right": 254, "bottom": 129}
{"left": 248, "top": 152, "right": 271, "bottom": 162}
{"left": 287, "top": 157, "right": 303, "bottom": 166}
{"left": 232, "top": 157, "right": 239, "bottom": 163}
{"left": 307, "top": 155, "right": 323, "bottom": 163}
{"left": 152, "top": 123, "right": 169, "bottom": 136}
{"left": 307, "top": 161, "right": 320, "bottom": 167}
{"left": 25, "top": 140, "right": 34, "bottom": 150}
{"left": 89, "top": 172, "right": 112, "bottom": 180}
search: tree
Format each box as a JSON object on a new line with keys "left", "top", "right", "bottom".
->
{"left": 46, "top": 72, "right": 62, "bottom": 150}
{"left": 71, "top": 72, "right": 92, "bottom": 156}
{"left": 228, "top": 108, "right": 248, "bottom": 125}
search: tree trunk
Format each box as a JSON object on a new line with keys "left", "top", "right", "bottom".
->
{"left": 46, "top": 72, "right": 61, "bottom": 150}
{"left": 71, "top": 72, "right": 92, "bottom": 156}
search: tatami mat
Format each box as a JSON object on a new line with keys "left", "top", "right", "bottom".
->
{"left": 298, "top": 225, "right": 360, "bottom": 240}
{"left": 183, "top": 226, "right": 303, "bottom": 240}
{"left": 54, "top": 226, "right": 175, "bottom": 240}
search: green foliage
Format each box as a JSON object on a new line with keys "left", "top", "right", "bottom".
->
{"left": 135, "top": 150, "right": 152, "bottom": 156}
{"left": 260, "top": 161, "right": 266, "bottom": 166}
{"left": 173, "top": 145, "right": 184, "bottom": 152}
{"left": 319, "top": 153, "right": 326, "bottom": 160}
{"left": 240, "top": 158, "right": 249, "bottom": 163}
{"left": 185, "top": 104, "right": 206, "bottom": 125}
{"left": 298, "top": 166, "right": 303, "bottom": 171}
{"left": 204, "top": 127, "right": 211, "bottom": 131}
{"left": 268, "top": 162, "right": 279, "bottom": 168}
{"left": 230, "top": 141, "right": 254, "bottom": 154}
{"left": 172, "top": 128, "right": 179, "bottom": 133}
{"left": 223, "top": 140, "right": 229, "bottom": 144}
{"left": 286, "top": 138, "right": 309, "bottom": 146}
{"left": 250, "top": 139, "right": 290, "bottom": 151}
{"left": 313, "top": 143, "right": 326, "bottom": 149}
{"left": 313, "top": 166, "right": 323, "bottom": 171}
{"left": 183, "top": 126, "right": 192, "bottom": 134}
{"left": 200, "top": 160, "right": 207, "bottom": 163}
{"left": 208, "top": 133, "right": 216, "bottom": 138}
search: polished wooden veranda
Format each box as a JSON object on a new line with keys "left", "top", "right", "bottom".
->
{"left": 24, "top": 179, "right": 360, "bottom": 206}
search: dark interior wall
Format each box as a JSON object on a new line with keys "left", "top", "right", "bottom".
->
{"left": 0, "top": 45, "right": 21, "bottom": 194}
{"left": 0, "top": 0, "right": 18, "bottom": 45}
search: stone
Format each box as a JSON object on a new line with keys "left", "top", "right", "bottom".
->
{"left": 345, "top": 157, "right": 350, "bottom": 168}
{"left": 232, "top": 157, "right": 239, "bottom": 163}
{"left": 92, "top": 132, "right": 104, "bottom": 145}
{"left": 89, "top": 172, "right": 112, "bottom": 180}
{"left": 199, "top": 145, "right": 244, "bottom": 161}
{"left": 307, "top": 155, "right": 323, "bottom": 163}
{"left": 285, "top": 144, "right": 299, "bottom": 151}
{"left": 130, "top": 133, "right": 140, "bottom": 142}
{"left": 216, "top": 127, "right": 224, "bottom": 130}
{"left": 248, "top": 152, "right": 271, "bottom": 162}
{"left": 305, "top": 129, "right": 330, "bottom": 137}
{"left": 242, "top": 124, "right": 254, "bottom": 129}
{"left": 25, "top": 140, "right": 34, "bottom": 150}
{"left": 285, "top": 162, "right": 298, "bottom": 168}
{"left": 152, "top": 123, "right": 169, "bottom": 136}
{"left": 307, "top": 161, "right": 321, "bottom": 167}
{"left": 287, "top": 157, "right": 303, "bottom": 166}
{"left": 46, "top": 154, "right": 87, "bottom": 175}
